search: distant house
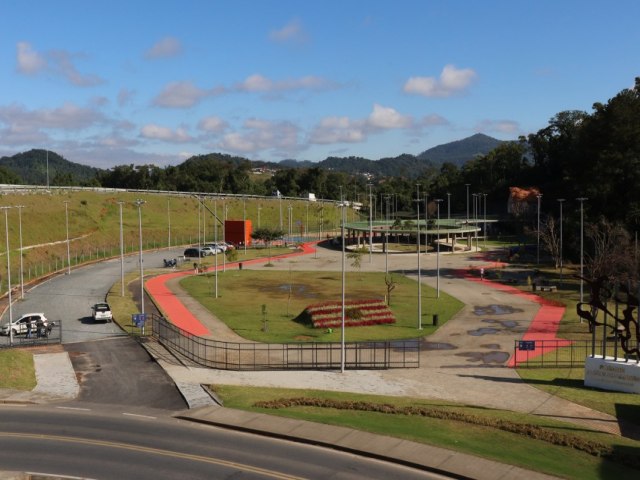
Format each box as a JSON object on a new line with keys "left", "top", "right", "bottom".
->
{"left": 507, "top": 187, "right": 541, "bottom": 216}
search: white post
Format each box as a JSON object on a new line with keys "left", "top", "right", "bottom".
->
{"left": 16, "top": 205, "right": 24, "bottom": 299}
{"left": 416, "top": 184, "right": 422, "bottom": 330}
{"left": 64, "top": 201, "right": 71, "bottom": 274}
{"left": 118, "top": 201, "right": 125, "bottom": 296}
{"left": 340, "top": 189, "right": 346, "bottom": 373}
{"left": 2, "top": 207, "right": 13, "bottom": 346}
{"left": 135, "top": 199, "right": 145, "bottom": 316}
{"left": 537, "top": 194, "right": 543, "bottom": 264}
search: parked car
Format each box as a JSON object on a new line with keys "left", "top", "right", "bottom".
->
{"left": 206, "top": 242, "right": 232, "bottom": 252}
{"left": 91, "top": 302, "right": 113, "bottom": 322}
{"left": 0, "top": 313, "right": 49, "bottom": 336}
{"left": 183, "top": 247, "right": 203, "bottom": 258}
{"left": 200, "top": 246, "right": 222, "bottom": 256}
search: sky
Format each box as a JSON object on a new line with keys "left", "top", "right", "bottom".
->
{"left": 1, "top": 1, "right": 638, "bottom": 169}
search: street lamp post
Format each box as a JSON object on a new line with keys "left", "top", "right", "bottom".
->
{"left": 577, "top": 197, "right": 588, "bottom": 304}
{"left": 167, "top": 198, "right": 171, "bottom": 248}
{"left": 465, "top": 184, "right": 470, "bottom": 222}
{"left": 16, "top": 205, "right": 25, "bottom": 299}
{"left": 2, "top": 207, "right": 13, "bottom": 346}
{"left": 118, "top": 201, "right": 125, "bottom": 296}
{"left": 447, "top": 192, "right": 451, "bottom": 220}
{"left": 536, "top": 194, "right": 543, "bottom": 265}
{"left": 558, "top": 199, "right": 565, "bottom": 288}
{"left": 483, "top": 193, "right": 487, "bottom": 249}
{"left": 436, "top": 199, "right": 443, "bottom": 298}
{"left": 340, "top": 188, "right": 346, "bottom": 373}
{"left": 64, "top": 201, "right": 71, "bottom": 274}
{"left": 134, "top": 199, "right": 146, "bottom": 316}
{"left": 416, "top": 184, "right": 422, "bottom": 330}
{"left": 243, "top": 197, "right": 247, "bottom": 254}
{"left": 368, "top": 183, "right": 373, "bottom": 263}
{"left": 258, "top": 204, "right": 262, "bottom": 228}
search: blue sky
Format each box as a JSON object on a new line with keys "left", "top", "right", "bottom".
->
{"left": 1, "top": 1, "right": 638, "bottom": 168}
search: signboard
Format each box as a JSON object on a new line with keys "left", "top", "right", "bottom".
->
{"left": 132, "top": 313, "right": 146, "bottom": 328}
{"left": 518, "top": 340, "right": 536, "bottom": 351}
{"left": 585, "top": 357, "right": 640, "bottom": 393}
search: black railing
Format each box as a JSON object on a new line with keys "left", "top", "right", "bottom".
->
{"left": 0, "top": 323, "right": 62, "bottom": 349}
{"left": 151, "top": 314, "right": 420, "bottom": 370}
{"left": 513, "top": 339, "right": 640, "bottom": 368}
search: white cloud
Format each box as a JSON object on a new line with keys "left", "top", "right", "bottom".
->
{"left": 218, "top": 118, "right": 300, "bottom": 155}
{"left": 420, "top": 114, "right": 449, "bottom": 127}
{"left": 152, "top": 81, "right": 222, "bottom": 108}
{"left": 117, "top": 88, "right": 135, "bottom": 107}
{"left": 269, "top": 18, "right": 308, "bottom": 44}
{"left": 145, "top": 37, "right": 183, "bottom": 59}
{"left": 198, "top": 116, "right": 228, "bottom": 133}
{"left": 309, "top": 116, "right": 366, "bottom": 144}
{"left": 140, "top": 124, "right": 192, "bottom": 142}
{"left": 404, "top": 64, "right": 477, "bottom": 97}
{"left": 475, "top": 119, "right": 520, "bottom": 135}
{"left": 15, "top": 42, "right": 104, "bottom": 86}
{"left": 367, "top": 104, "right": 413, "bottom": 129}
{"left": 0, "top": 102, "right": 106, "bottom": 130}
{"left": 16, "top": 41, "right": 46, "bottom": 74}
{"left": 235, "top": 74, "right": 336, "bottom": 93}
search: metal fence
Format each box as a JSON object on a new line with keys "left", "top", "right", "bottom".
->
{"left": 0, "top": 323, "right": 62, "bottom": 349}
{"left": 151, "top": 314, "right": 420, "bottom": 370}
{"left": 513, "top": 339, "right": 640, "bottom": 368}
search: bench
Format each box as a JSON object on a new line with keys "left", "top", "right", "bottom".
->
{"left": 538, "top": 285, "right": 557, "bottom": 292}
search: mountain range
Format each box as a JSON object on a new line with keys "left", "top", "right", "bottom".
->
{"left": 0, "top": 133, "right": 505, "bottom": 185}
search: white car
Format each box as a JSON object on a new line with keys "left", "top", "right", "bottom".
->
{"left": 92, "top": 303, "right": 113, "bottom": 322}
{"left": 200, "top": 246, "right": 222, "bottom": 256}
{"left": 0, "top": 313, "right": 49, "bottom": 336}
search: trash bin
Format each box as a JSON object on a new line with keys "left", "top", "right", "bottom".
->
{"left": 239, "top": 262, "right": 243, "bottom": 270}
{"left": 433, "top": 314, "right": 439, "bottom": 326}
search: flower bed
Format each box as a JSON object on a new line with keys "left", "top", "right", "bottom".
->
{"left": 301, "top": 298, "right": 396, "bottom": 328}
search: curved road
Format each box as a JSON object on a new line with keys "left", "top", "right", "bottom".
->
{"left": 0, "top": 406, "right": 444, "bottom": 479}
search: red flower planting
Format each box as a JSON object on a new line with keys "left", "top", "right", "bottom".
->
{"left": 302, "top": 298, "right": 396, "bottom": 328}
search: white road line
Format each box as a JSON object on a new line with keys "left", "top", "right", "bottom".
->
{"left": 122, "top": 412, "right": 157, "bottom": 420}
{"left": 56, "top": 406, "right": 91, "bottom": 411}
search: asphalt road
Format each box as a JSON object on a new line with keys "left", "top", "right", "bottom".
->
{"left": 0, "top": 248, "right": 185, "bottom": 345}
{"left": 0, "top": 406, "right": 444, "bottom": 480}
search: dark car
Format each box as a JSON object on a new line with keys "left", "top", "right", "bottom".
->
{"left": 183, "top": 247, "right": 203, "bottom": 258}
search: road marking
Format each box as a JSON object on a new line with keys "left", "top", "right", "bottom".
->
{"left": 122, "top": 412, "right": 157, "bottom": 420}
{"left": 0, "top": 432, "right": 306, "bottom": 480}
{"left": 56, "top": 406, "right": 91, "bottom": 411}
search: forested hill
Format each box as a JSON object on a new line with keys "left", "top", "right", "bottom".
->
{"left": 0, "top": 149, "right": 100, "bottom": 185}
{"left": 416, "top": 133, "right": 504, "bottom": 166}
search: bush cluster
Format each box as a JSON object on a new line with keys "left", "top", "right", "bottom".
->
{"left": 253, "top": 397, "right": 640, "bottom": 468}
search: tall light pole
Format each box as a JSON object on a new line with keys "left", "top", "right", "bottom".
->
{"left": 46, "top": 150, "right": 49, "bottom": 190}
{"left": 243, "top": 197, "right": 247, "bottom": 254}
{"left": 2, "top": 207, "right": 13, "bottom": 346}
{"left": 558, "top": 199, "right": 565, "bottom": 289}
{"left": 577, "top": 197, "right": 588, "bottom": 303}
{"left": 447, "top": 192, "right": 451, "bottom": 220}
{"left": 368, "top": 183, "right": 373, "bottom": 263}
{"left": 536, "top": 194, "right": 543, "bottom": 265}
{"left": 482, "top": 193, "right": 487, "bottom": 249}
{"left": 258, "top": 204, "right": 262, "bottom": 228}
{"left": 436, "top": 199, "right": 443, "bottom": 298}
{"left": 16, "top": 205, "right": 25, "bottom": 299}
{"left": 340, "top": 188, "right": 346, "bottom": 373}
{"left": 134, "top": 199, "right": 146, "bottom": 316}
{"left": 118, "top": 201, "right": 125, "bottom": 296}
{"left": 214, "top": 200, "right": 218, "bottom": 298}
{"left": 167, "top": 198, "right": 171, "bottom": 248}
{"left": 465, "top": 184, "right": 470, "bottom": 222}
{"left": 416, "top": 184, "right": 422, "bottom": 330}
{"left": 64, "top": 201, "right": 71, "bottom": 274}
{"left": 279, "top": 195, "right": 283, "bottom": 229}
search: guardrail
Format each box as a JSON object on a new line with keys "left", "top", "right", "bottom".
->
{"left": 151, "top": 314, "right": 420, "bottom": 370}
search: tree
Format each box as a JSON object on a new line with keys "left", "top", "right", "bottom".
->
{"left": 537, "top": 216, "right": 561, "bottom": 269}
{"left": 584, "top": 217, "right": 635, "bottom": 283}
{"left": 250, "top": 227, "right": 285, "bottom": 266}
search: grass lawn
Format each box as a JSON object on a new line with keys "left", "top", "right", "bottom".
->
{"left": 212, "top": 384, "right": 640, "bottom": 480}
{"left": 179, "top": 269, "right": 464, "bottom": 342}
{"left": 0, "top": 349, "right": 36, "bottom": 390}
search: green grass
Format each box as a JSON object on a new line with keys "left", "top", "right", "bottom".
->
{"left": 179, "top": 269, "right": 464, "bottom": 342}
{"left": 0, "top": 349, "right": 36, "bottom": 390}
{"left": 212, "top": 385, "right": 640, "bottom": 480}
